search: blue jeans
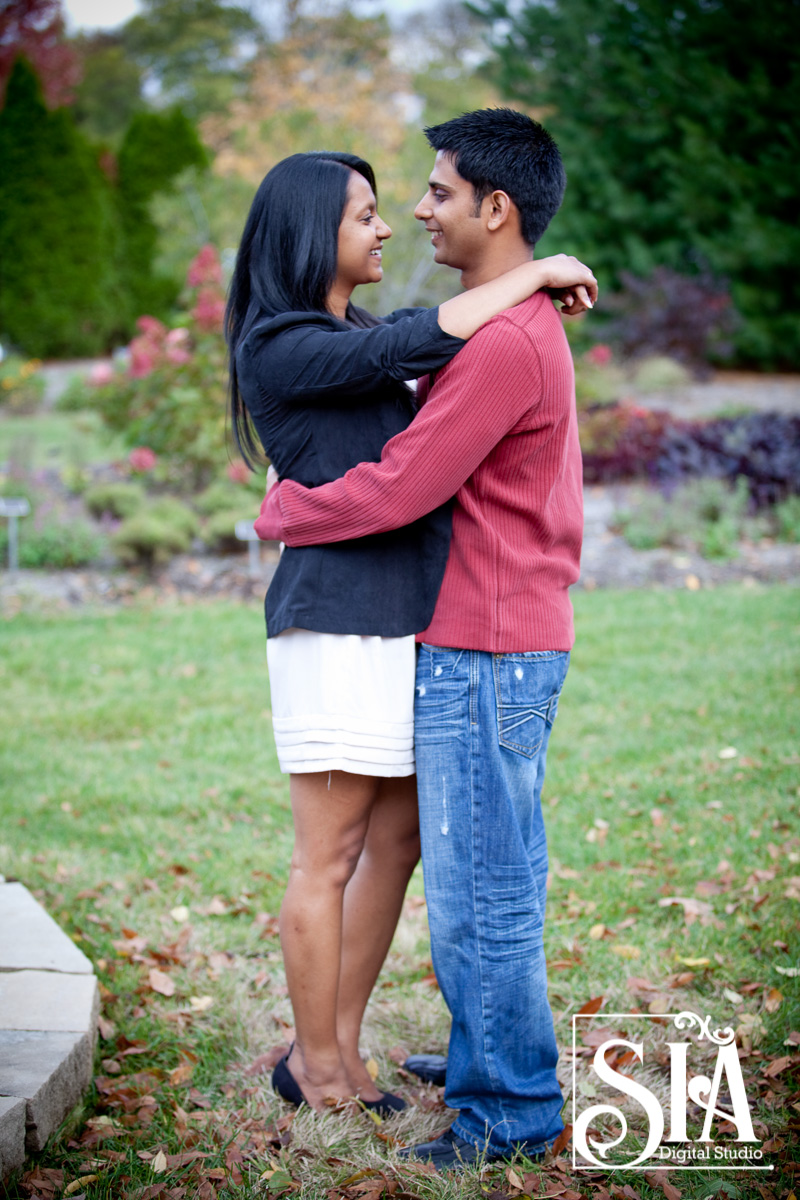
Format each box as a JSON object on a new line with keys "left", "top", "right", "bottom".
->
{"left": 414, "top": 644, "right": 569, "bottom": 1156}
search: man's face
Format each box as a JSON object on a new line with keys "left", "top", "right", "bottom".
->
{"left": 414, "top": 151, "right": 487, "bottom": 271}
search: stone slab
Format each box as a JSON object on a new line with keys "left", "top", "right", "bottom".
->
{"left": 0, "top": 971, "right": 98, "bottom": 1033}
{"left": 0, "top": 883, "right": 93, "bottom": 975}
{"left": 0, "top": 1095, "right": 26, "bottom": 1180}
{"left": 0, "top": 1030, "right": 93, "bottom": 1152}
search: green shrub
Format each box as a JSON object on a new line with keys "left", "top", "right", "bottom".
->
{"left": 84, "top": 481, "right": 145, "bottom": 519}
{"left": 112, "top": 509, "right": 192, "bottom": 567}
{"left": 203, "top": 508, "right": 248, "bottom": 553}
{"left": 195, "top": 480, "right": 247, "bottom": 517}
{"left": 612, "top": 477, "right": 759, "bottom": 560}
{"left": 774, "top": 495, "right": 800, "bottom": 543}
{"left": 631, "top": 355, "right": 692, "bottom": 392}
{"left": 147, "top": 497, "right": 198, "bottom": 540}
{"left": 0, "top": 354, "right": 46, "bottom": 413}
{"left": 0, "top": 519, "right": 105, "bottom": 568}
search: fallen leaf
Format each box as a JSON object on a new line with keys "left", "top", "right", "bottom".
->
{"left": 765, "top": 988, "right": 783, "bottom": 1012}
{"left": 97, "top": 1016, "right": 116, "bottom": 1040}
{"left": 611, "top": 944, "right": 641, "bottom": 960}
{"left": 577, "top": 996, "right": 604, "bottom": 1015}
{"left": 170, "top": 906, "right": 190, "bottom": 923}
{"left": 551, "top": 1123, "right": 572, "bottom": 1156}
{"left": 148, "top": 968, "right": 175, "bottom": 997}
{"left": 685, "top": 574, "right": 700, "bottom": 590}
{"left": 65, "top": 1179, "right": 99, "bottom": 1196}
{"left": 763, "top": 1054, "right": 794, "bottom": 1077}
{"left": 589, "top": 923, "right": 606, "bottom": 940}
{"left": 506, "top": 1166, "right": 524, "bottom": 1188}
{"left": 152, "top": 1150, "right": 168, "bottom": 1173}
{"left": 244, "top": 1046, "right": 287, "bottom": 1076}
{"left": 169, "top": 1060, "right": 194, "bottom": 1087}
{"left": 189, "top": 995, "right": 213, "bottom": 1012}
{"left": 675, "top": 956, "right": 711, "bottom": 967}
{"left": 718, "top": 746, "right": 738, "bottom": 759}
{"left": 776, "top": 965, "right": 800, "bottom": 977}
{"left": 365, "top": 1057, "right": 379, "bottom": 1081}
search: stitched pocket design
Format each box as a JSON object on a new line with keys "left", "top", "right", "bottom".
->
{"left": 494, "top": 654, "right": 565, "bottom": 758}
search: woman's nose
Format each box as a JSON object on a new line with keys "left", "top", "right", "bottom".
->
{"left": 378, "top": 218, "right": 392, "bottom": 239}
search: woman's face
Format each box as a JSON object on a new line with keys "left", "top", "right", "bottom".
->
{"left": 334, "top": 171, "right": 392, "bottom": 296}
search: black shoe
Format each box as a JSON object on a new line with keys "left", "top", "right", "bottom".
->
{"left": 403, "top": 1053, "right": 447, "bottom": 1087}
{"left": 271, "top": 1048, "right": 306, "bottom": 1107}
{"left": 399, "top": 1126, "right": 498, "bottom": 1170}
{"left": 359, "top": 1090, "right": 407, "bottom": 1117}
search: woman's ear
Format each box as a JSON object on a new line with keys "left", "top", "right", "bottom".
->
{"left": 484, "top": 190, "right": 514, "bottom": 232}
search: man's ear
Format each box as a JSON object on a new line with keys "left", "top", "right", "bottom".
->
{"left": 484, "top": 190, "right": 514, "bottom": 232}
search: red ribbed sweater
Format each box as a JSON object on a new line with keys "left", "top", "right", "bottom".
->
{"left": 255, "top": 292, "right": 583, "bottom": 652}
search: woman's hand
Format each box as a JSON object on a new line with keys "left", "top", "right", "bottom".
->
{"left": 266, "top": 464, "right": 280, "bottom": 493}
{"left": 535, "top": 254, "right": 598, "bottom": 316}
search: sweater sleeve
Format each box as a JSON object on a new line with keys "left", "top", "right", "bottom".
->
{"left": 254, "top": 318, "right": 542, "bottom": 544}
{"left": 241, "top": 306, "right": 465, "bottom": 405}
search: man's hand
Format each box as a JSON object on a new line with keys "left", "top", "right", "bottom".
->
{"left": 537, "top": 253, "right": 598, "bottom": 316}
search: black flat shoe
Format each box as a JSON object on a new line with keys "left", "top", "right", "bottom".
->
{"left": 272, "top": 1049, "right": 306, "bottom": 1107}
{"left": 359, "top": 1090, "right": 407, "bottom": 1117}
{"left": 404, "top": 1053, "right": 448, "bottom": 1087}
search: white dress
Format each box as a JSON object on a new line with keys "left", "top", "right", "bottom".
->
{"left": 267, "top": 628, "right": 416, "bottom": 776}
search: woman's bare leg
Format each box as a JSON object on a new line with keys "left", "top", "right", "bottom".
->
{"left": 336, "top": 774, "right": 421, "bottom": 1098}
{"left": 280, "top": 769, "right": 380, "bottom": 1109}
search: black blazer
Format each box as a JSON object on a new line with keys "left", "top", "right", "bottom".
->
{"left": 236, "top": 305, "right": 466, "bottom": 637}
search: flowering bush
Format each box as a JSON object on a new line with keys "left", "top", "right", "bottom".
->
{"left": 80, "top": 246, "right": 234, "bottom": 488}
{"left": 0, "top": 354, "right": 45, "bottom": 413}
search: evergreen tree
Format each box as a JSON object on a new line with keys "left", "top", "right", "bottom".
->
{"left": 475, "top": 0, "right": 800, "bottom": 367}
{"left": 117, "top": 109, "right": 208, "bottom": 318}
{"left": 0, "top": 57, "right": 123, "bottom": 357}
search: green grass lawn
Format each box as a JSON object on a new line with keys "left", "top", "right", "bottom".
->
{"left": 0, "top": 410, "right": 127, "bottom": 474}
{"left": 0, "top": 586, "right": 798, "bottom": 1200}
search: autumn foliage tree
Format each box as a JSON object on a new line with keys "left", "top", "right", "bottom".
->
{"left": 0, "top": 0, "right": 80, "bottom": 108}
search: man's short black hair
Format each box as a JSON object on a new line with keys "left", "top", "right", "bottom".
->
{"left": 424, "top": 108, "right": 566, "bottom": 247}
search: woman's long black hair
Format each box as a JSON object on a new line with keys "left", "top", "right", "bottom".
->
{"left": 226, "top": 151, "right": 378, "bottom": 468}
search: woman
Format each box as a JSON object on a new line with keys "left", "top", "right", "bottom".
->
{"left": 226, "top": 151, "right": 595, "bottom": 1114}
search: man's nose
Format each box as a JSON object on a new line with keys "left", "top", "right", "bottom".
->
{"left": 414, "top": 194, "right": 432, "bottom": 221}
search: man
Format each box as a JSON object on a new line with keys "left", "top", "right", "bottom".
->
{"left": 256, "top": 108, "right": 588, "bottom": 1168}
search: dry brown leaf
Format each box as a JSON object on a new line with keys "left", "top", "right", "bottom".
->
{"left": 244, "top": 1046, "right": 287, "bottom": 1076}
{"left": 97, "top": 1015, "right": 116, "bottom": 1040}
{"left": 506, "top": 1166, "right": 524, "bottom": 1188}
{"left": 765, "top": 987, "right": 783, "bottom": 1012}
{"left": 551, "top": 1123, "right": 572, "bottom": 1156}
{"left": 577, "top": 996, "right": 604, "bottom": 1016}
{"left": 148, "top": 968, "right": 175, "bottom": 998}
{"left": 152, "top": 1149, "right": 168, "bottom": 1173}
{"left": 169, "top": 1061, "right": 194, "bottom": 1087}
{"left": 763, "top": 1054, "right": 794, "bottom": 1077}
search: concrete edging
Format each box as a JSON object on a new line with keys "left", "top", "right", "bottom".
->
{"left": 0, "top": 882, "right": 98, "bottom": 1179}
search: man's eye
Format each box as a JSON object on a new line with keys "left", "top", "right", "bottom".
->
{"left": 433, "top": 191, "right": 447, "bottom": 201}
